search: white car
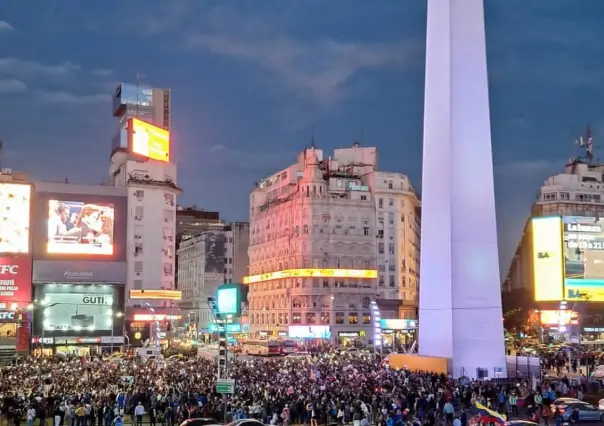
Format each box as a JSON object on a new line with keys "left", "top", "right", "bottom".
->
{"left": 599, "top": 398, "right": 604, "bottom": 411}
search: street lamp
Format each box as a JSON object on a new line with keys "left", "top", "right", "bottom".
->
{"left": 111, "top": 311, "right": 124, "bottom": 353}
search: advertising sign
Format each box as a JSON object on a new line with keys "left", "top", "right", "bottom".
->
{"left": 539, "top": 310, "right": 578, "bottom": 326}
{"left": 36, "top": 284, "right": 119, "bottom": 332}
{"left": 288, "top": 325, "right": 331, "bottom": 339}
{"left": 33, "top": 261, "right": 126, "bottom": 283}
{"left": 563, "top": 216, "right": 604, "bottom": 301}
{"left": 532, "top": 217, "right": 564, "bottom": 301}
{"left": 128, "top": 118, "right": 170, "bottom": 162}
{"left": 0, "top": 183, "right": 31, "bottom": 254}
{"left": 47, "top": 200, "right": 115, "bottom": 256}
{"left": 380, "top": 319, "right": 418, "bottom": 330}
{"left": 0, "top": 256, "right": 32, "bottom": 307}
{"left": 217, "top": 287, "right": 238, "bottom": 315}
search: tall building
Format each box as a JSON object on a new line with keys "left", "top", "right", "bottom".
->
{"left": 109, "top": 81, "right": 180, "bottom": 310}
{"left": 176, "top": 207, "right": 224, "bottom": 242}
{"left": 223, "top": 222, "right": 250, "bottom": 285}
{"left": 177, "top": 231, "right": 225, "bottom": 330}
{"left": 246, "top": 144, "right": 419, "bottom": 344}
{"left": 419, "top": 0, "right": 507, "bottom": 378}
{"left": 502, "top": 157, "right": 604, "bottom": 333}
{"left": 373, "top": 171, "right": 420, "bottom": 318}
{"left": 112, "top": 83, "right": 171, "bottom": 152}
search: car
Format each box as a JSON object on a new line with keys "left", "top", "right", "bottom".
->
{"left": 551, "top": 397, "right": 583, "bottom": 407}
{"left": 559, "top": 402, "right": 604, "bottom": 422}
{"left": 227, "top": 420, "right": 264, "bottom": 426}
{"left": 599, "top": 398, "right": 604, "bottom": 411}
{"left": 180, "top": 418, "right": 221, "bottom": 426}
{"left": 505, "top": 421, "right": 539, "bottom": 426}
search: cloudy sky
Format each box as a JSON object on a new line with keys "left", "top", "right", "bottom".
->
{"left": 1, "top": 0, "right": 603, "bottom": 275}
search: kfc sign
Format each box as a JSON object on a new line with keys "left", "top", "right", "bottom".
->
{"left": 0, "top": 265, "right": 18, "bottom": 275}
{"left": 0, "top": 311, "right": 15, "bottom": 321}
{"left": 0, "top": 257, "right": 32, "bottom": 307}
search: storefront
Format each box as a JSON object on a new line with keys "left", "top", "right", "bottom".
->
{"left": 337, "top": 331, "right": 364, "bottom": 346}
{"left": 125, "top": 311, "right": 181, "bottom": 347}
{"left": 380, "top": 319, "right": 417, "bottom": 350}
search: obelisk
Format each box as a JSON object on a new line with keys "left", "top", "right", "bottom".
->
{"left": 418, "top": 0, "right": 507, "bottom": 378}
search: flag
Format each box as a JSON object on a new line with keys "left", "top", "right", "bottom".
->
{"left": 474, "top": 401, "right": 507, "bottom": 425}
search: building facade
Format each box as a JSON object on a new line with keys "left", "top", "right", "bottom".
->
{"left": 247, "top": 144, "right": 418, "bottom": 344}
{"left": 177, "top": 231, "right": 226, "bottom": 330}
{"left": 224, "top": 222, "right": 250, "bottom": 285}
{"left": 108, "top": 151, "right": 180, "bottom": 308}
{"left": 373, "top": 171, "right": 420, "bottom": 318}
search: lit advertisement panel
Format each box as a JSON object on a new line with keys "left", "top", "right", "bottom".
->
{"left": 243, "top": 268, "right": 378, "bottom": 284}
{"left": 35, "top": 284, "right": 123, "bottom": 334}
{"left": 47, "top": 200, "right": 114, "bottom": 255}
{"left": 532, "top": 217, "right": 564, "bottom": 301}
{"left": 288, "top": 325, "right": 331, "bottom": 339}
{"left": 217, "top": 287, "right": 238, "bottom": 314}
{"left": 563, "top": 215, "right": 604, "bottom": 301}
{"left": 128, "top": 118, "right": 170, "bottom": 162}
{"left": 0, "top": 256, "right": 32, "bottom": 307}
{"left": 0, "top": 183, "right": 31, "bottom": 254}
{"left": 539, "top": 310, "right": 578, "bottom": 326}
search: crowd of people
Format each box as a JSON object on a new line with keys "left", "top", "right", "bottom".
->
{"left": 0, "top": 349, "right": 588, "bottom": 426}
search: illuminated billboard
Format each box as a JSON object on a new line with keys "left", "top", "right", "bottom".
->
{"left": 243, "top": 268, "right": 378, "bottom": 284}
{"left": 288, "top": 325, "right": 331, "bottom": 339}
{"left": 128, "top": 118, "right": 170, "bottom": 162}
{"left": 47, "top": 200, "right": 114, "bottom": 255}
{"left": 532, "top": 216, "right": 564, "bottom": 301}
{"left": 129, "top": 289, "right": 181, "bottom": 300}
{"left": 217, "top": 287, "right": 238, "bottom": 315}
{"left": 0, "top": 256, "right": 32, "bottom": 307}
{"left": 539, "top": 310, "right": 578, "bottom": 326}
{"left": 563, "top": 215, "right": 604, "bottom": 301}
{"left": 0, "top": 183, "right": 31, "bottom": 254}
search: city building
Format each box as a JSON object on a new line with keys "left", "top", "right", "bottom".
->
{"left": 0, "top": 167, "right": 33, "bottom": 360}
{"left": 246, "top": 144, "right": 418, "bottom": 344}
{"left": 177, "top": 231, "right": 226, "bottom": 330}
{"left": 373, "top": 171, "right": 420, "bottom": 318}
{"left": 419, "top": 0, "right": 507, "bottom": 378}
{"left": 176, "top": 207, "right": 224, "bottom": 242}
{"left": 223, "top": 222, "right": 250, "bottom": 285}
{"left": 112, "top": 82, "right": 171, "bottom": 152}
{"left": 31, "top": 181, "right": 127, "bottom": 355}
{"left": 502, "top": 155, "right": 604, "bottom": 333}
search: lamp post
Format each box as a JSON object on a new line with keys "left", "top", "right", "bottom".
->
{"left": 111, "top": 312, "right": 124, "bottom": 353}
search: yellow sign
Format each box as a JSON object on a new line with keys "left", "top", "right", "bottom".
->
{"left": 243, "top": 268, "right": 378, "bottom": 284}
{"left": 532, "top": 216, "right": 564, "bottom": 301}
{"left": 129, "top": 289, "right": 182, "bottom": 300}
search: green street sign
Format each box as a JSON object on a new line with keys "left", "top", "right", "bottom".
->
{"left": 216, "top": 378, "right": 235, "bottom": 394}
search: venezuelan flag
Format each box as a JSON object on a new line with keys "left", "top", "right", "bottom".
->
{"left": 475, "top": 402, "right": 507, "bottom": 425}
{"left": 516, "top": 396, "right": 528, "bottom": 407}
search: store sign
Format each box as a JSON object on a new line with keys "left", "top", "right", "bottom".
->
{"left": 347, "top": 182, "right": 369, "bottom": 192}
{"left": 380, "top": 319, "right": 418, "bottom": 330}
{"left": 0, "top": 256, "right": 32, "bottom": 307}
{"left": 33, "top": 261, "right": 126, "bottom": 283}
{"left": 583, "top": 327, "right": 604, "bottom": 333}
{"left": 338, "top": 332, "right": 359, "bottom": 337}
{"left": 0, "top": 311, "right": 15, "bottom": 321}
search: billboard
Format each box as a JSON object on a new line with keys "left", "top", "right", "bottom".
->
{"left": 0, "top": 256, "right": 32, "bottom": 307}
{"left": 33, "top": 191, "right": 126, "bottom": 262}
{"left": 205, "top": 232, "right": 225, "bottom": 274}
{"left": 563, "top": 215, "right": 604, "bottom": 301}
{"left": 539, "top": 310, "right": 578, "bottom": 326}
{"left": 0, "top": 183, "right": 32, "bottom": 254}
{"left": 34, "top": 284, "right": 123, "bottom": 333}
{"left": 47, "top": 200, "right": 115, "bottom": 255}
{"left": 288, "top": 325, "right": 331, "bottom": 339}
{"left": 217, "top": 287, "right": 238, "bottom": 314}
{"left": 32, "top": 261, "right": 126, "bottom": 284}
{"left": 128, "top": 118, "right": 170, "bottom": 162}
{"left": 532, "top": 216, "right": 564, "bottom": 301}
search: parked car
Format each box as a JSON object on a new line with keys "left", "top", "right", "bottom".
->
{"left": 559, "top": 402, "right": 604, "bottom": 422}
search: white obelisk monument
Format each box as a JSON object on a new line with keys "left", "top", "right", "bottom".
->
{"left": 418, "top": 0, "right": 508, "bottom": 378}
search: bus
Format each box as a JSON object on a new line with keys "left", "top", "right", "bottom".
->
{"left": 282, "top": 340, "right": 297, "bottom": 354}
{"left": 241, "top": 339, "right": 283, "bottom": 356}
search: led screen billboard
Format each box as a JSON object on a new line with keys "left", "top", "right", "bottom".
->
{"left": 532, "top": 216, "right": 564, "bottom": 301}
{"left": 47, "top": 200, "right": 115, "bottom": 255}
{"left": 35, "top": 284, "right": 122, "bottom": 333}
{"left": 563, "top": 215, "right": 604, "bottom": 301}
{"left": 0, "top": 183, "right": 31, "bottom": 254}
{"left": 288, "top": 325, "right": 331, "bottom": 339}
{"left": 128, "top": 118, "right": 170, "bottom": 162}
{"left": 217, "top": 287, "right": 238, "bottom": 315}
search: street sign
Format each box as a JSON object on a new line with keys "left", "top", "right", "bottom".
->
{"left": 216, "top": 378, "right": 235, "bottom": 394}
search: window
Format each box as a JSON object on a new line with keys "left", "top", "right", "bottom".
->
{"left": 335, "top": 312, "right": 345, "bottom": 324}
{"left": 378, "top": 243, "right": 384, "bottom": 254}
{"left": 303, "top": 225, "right": 309, "bottom": 235}
{"left": 134, "top": 206, "right": 144, "bottom": 219}
{"left": 388, "top": 243, "right": 395, "bottom": 254}
{"left": 163, "top": 263, "right": 173, "bottom": 276}
{"left": 292, "top": 298, "right": 302, "bottom": 308}
{"left": 306, "top": 313, "right": 316, "bottom": 324}
{"left": 362, "top": 313, "right": 371, "bottom": 324}
{"left": 379, "top": 275, "right": 384, "bottom": 286}
{"left": 388, "top": 213, "right": 394, "bottom": 224}
{"left": 348, "top": 313, "right": 358, "bottom": 324}
{"left": 361, "top": 195, "right": 367, "bottom": 201}
{"left": 292, "top": 313, "right": 302, "bottom": 324}
{"left": 134, "top": 243, "right": 143, "bottom": 256}
{"left": 378, "top": 198, "right": 383, "bottom": 208}
{"left": 336, "top": 179, "right": 343, "bottom": 188}
{"left": 163, "top": 227, "right": 173, "bottom": 241}
{"left": 320, "top": 312, "right": 330, "bottom": 324}
{"left": 134, "top": 261, "right": 143, "bottom": 273}
{"left": 164, "top": 193, "right": 174, "bottom": 205}
{"left": 164, "top": 209, "right": 173, "bottom": 222}
{"left": 134, "top": 190, "right": 144, "bottom": 199}
{"left": 388, "top": 180, "right": 393, "bottom": 189}
{"left": 389, "top": 275, "right": 395, "bottom": 287}
{"left": 134, "top": 225, "right": 144, "bottom": 239}
{"left": 388, "top": 198, "right": 394, "bottom": 207}
{"left": 363, "top": 227, "right": 369, "bottom": 236}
